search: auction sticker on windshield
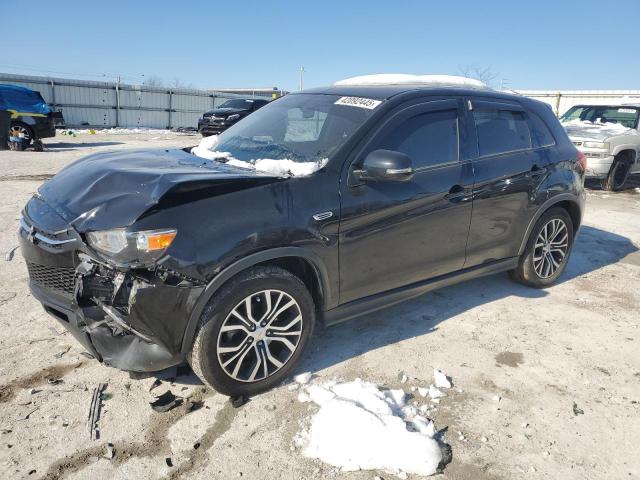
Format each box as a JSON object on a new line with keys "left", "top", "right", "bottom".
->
{"left": 334, "top": 96, "right": 382, "bottom": 110}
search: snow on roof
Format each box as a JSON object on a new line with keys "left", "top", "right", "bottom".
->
{"left": 334, "top": 74, "right": 489, "bottom": 89}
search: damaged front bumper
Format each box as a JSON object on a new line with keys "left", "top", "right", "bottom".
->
{"left": 19, "top": 203, "right": 205, "bottom": 372}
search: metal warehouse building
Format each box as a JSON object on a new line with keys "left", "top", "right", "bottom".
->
{"left": 0, "top": 73, "right": 282, "bottom": 129}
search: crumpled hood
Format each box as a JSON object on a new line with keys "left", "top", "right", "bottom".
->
{"left": 562, "top": 121, "right": 636, "bottom": 142}
{"left": 38, "top": 148, "right": 277, "bottom": 231}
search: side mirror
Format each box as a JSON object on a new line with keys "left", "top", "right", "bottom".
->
{"left": 356, "top": 149, "right": 414, "bottom": 182}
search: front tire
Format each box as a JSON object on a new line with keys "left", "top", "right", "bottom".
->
{"left": 509, "top": 208, "right": 574, "bottom": 288}
{"left": 9, "top": 122, "right": 33, "bottom": 147}
{"left": 601, "top": 157, "right": 630, "bottom": 191}
{"left": 188, "top": 266, "right": 315, "bottom": 396}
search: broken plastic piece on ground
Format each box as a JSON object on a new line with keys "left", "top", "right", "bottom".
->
{"left": 230, "top": 395, "right": 249, "bottom": 408}
{"left": 53, "top": 346, "right": 71, "bottom": 359}
{"left": 4, "top": 246, "right": 18, "bottom": 262}
{"left": 47, "top": 378, "right": 62, "bottom": 385}
{"left": 573, "top": 402, "right": 584, "bottom": 416}
{"left": 88, "top": 383, "right": 107, "bottom": 440}
{"left": 186, "top": 400, "right": 204, "bottom": 413}
{"left": 165, "top": 457, "right": 173, "bottom": 467}
{"left": 148, "top": 379, "right": 162, "bottom": 392}
{"left": 150, "top": 390, "right": 181, "bottom": 412}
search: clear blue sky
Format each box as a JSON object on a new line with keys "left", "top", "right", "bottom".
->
{"left": 2, "top": 0, "right": 639, "bottom": 91}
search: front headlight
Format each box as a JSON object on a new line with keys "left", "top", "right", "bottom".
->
{"left": 86, "top": 228, "right": 177, "bottom": 266}
{"left": 583, "top": 141, "right": 609, "bottom": 150}
{"left": 226, "top": 113, "right": 241, "bottom": 122}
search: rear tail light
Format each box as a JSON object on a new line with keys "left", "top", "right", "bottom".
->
{"left": 576, "top": 151, "right": 587, "bottom": 173}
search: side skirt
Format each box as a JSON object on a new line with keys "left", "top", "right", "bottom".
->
{"left": 323, "top": 257, "right": 519, "bottom": 326}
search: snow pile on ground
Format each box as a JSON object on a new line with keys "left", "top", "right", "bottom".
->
{"left": 190, "top": 135, "right": 327, "bottom": 177}
{"left": 295, "top": 378, "right": 447, "bottom": 477}
{"left": 334, "top": 74, "right": 487, "bottom": 89}
{"left": 561, "top": 119, "right": 637, "bottom": 137}
{"left": 75, "top": 127, "right": 179, "bottom": 135}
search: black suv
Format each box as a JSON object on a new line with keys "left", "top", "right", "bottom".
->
{"left": 20, "top": 80, "right": 585, "bottom": 396}
{"left": 197, "top": 98, "right": 269, "bottom": 136}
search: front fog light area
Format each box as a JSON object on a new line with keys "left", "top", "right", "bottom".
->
{"left": 86, "top": 228, "right": 177, "bottom": 266}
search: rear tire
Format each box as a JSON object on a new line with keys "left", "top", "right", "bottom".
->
{"left": 601, "top": 156, "right": 631, "bottom": 191}
{"left": 509, "top": 208, "right": 574, "bottom": 288}
{"left": 188, "top": 266, "right": 315, "bottom": 396}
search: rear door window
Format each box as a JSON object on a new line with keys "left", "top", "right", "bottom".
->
{"left": 372, "top": 109, "right": 459, "bottom": 168}
{"left": 473, "top": 108, "right": 531, "bottom": 156}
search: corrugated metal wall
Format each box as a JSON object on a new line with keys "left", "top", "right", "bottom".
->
{"left": 517, "top": 90, "right": 640, "bottom": 116}
{"left": 0, "top": 73, "right": 277, "bottom": 128}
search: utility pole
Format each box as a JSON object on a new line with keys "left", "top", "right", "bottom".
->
{"left": 299, "top": 65, "right": 305, "bottom": 91}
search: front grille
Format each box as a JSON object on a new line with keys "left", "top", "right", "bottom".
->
{"left": 26, "top": 261, "right": 76, "bottom": 297}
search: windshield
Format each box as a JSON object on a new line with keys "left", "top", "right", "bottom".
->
{"left": 217, "top": 99, "right": 255, "bottom": 109}
{"left": 561, "top": 106, "right": 639, "bottom": 129}
{"left": 212, "top": 93, "right": 379, "bottom": 165}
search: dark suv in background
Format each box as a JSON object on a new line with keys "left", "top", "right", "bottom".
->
{"left": 20, "top": 76, "right": 585, "bottom": 397}
{"left": 197, "top": 98, "right": 269, "bottom": 136}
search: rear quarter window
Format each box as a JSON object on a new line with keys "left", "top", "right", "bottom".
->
{"left": 526, "top": 112, "right": 556, "bottom": 147}
{"left": 474, "top": 109, "right": 531, "bottom": 156}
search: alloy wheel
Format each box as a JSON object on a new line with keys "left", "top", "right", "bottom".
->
{"left": 216, "top": 289, "right": 303, "bottom": 382}
{"left": 533, "top": 218, "right": 569, "bottom": 279}
{"left": 9, "top": 125, "right": 31, "bottom": 142}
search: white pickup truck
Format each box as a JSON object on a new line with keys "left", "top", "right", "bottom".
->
{"left": 560, "top": 104, "right": 640, "bottom": 191}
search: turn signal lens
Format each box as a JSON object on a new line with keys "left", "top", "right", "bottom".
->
{"left": 136, "top": 230, "right": 177, "bottom": 252}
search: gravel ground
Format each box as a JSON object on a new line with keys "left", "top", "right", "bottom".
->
{"left": 0, "top": 132, "right": 639, "bottom": 480}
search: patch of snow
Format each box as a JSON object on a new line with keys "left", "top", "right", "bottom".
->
{"left": 75, "top": 127, "right": 181, "bottom": 135}
{"left": 190, "top": 135, "right": 327, "bottom": 177}
{"left": 417, "top": 387, "right": 429, "bottom": 398}
{"left": 561, "top": 119, "right": 637, "bottom": 140}
{"left": 297, "top": 379, "right": 444, "bottom": 477}
{"left": 428, "top": 385, "right": 446, "bottom": 399}
{"left": 334, "top": 74, "right": 487, "bottom": 89}
{"left": 294, "top": 372, "right": 312, "bottom": 385}
{"left": 433, "top": 369, "right": 452, "bottom": 389}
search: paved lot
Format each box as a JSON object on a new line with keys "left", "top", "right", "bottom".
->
{"left": 1, "top": 132, "right": 639, "bottom": 480}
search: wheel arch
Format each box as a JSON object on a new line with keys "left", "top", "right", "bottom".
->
{"left": 180, "top": 247, "right": 330, "bottom": 355}
{"left": 612, "top": 148, "right": 636, "bottom": 164}
{"left": 517, "top": 194, "right": 583, "bottom": 256}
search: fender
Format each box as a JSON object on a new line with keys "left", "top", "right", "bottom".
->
{"left": 517, "top": 192, "right": 584, "bottom": 256}
{"left": 179, "top": 246, "right": 331, "bottom": 355}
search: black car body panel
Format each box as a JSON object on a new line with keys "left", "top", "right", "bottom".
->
{"left": 197, "top": 98, "right": 269, "bottom": 136}
{"left": 20, "top": 84, "right": 585, "bottom": 372}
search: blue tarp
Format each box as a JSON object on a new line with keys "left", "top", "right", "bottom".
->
{"left": 0, "top": 84, "right": 51, "bottom": 115}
